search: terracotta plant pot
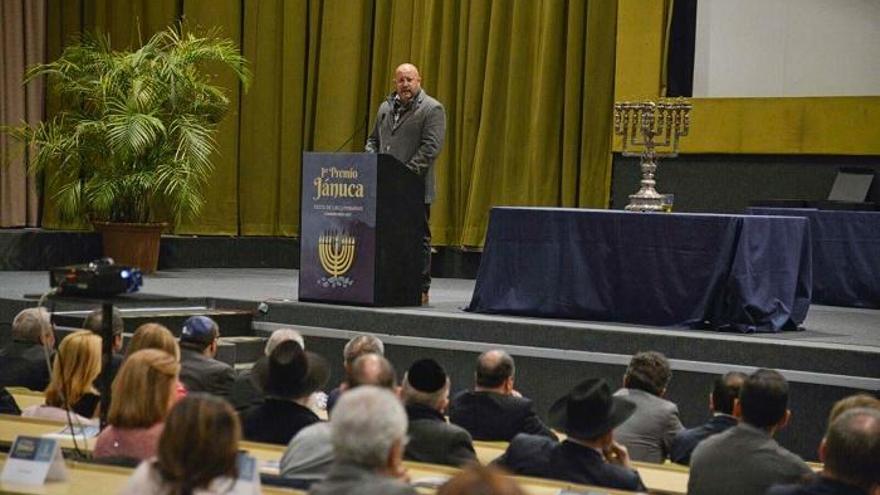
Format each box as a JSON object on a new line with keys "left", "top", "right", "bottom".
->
{"left": 92, "top": 222, "right": 167, "bottom": 274}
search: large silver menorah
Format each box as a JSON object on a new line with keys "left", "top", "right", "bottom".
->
{"left": 613, "top": 99, "right": 691, "bottom": 212}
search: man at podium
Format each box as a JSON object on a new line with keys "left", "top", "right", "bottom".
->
{"left": 366, "top": 63, "right": 446, "bottom": 305}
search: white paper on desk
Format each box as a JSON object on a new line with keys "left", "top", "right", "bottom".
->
{"left": 1, "top": 436, "right": 68, "bottom": 485}
{"left": 44, "top": 424, "right": 101, "bottom": 440}
{"left": 411, "top": 475, "right": 451, "bottom": 489}
{"left": 228, "top": 453, "right": 261, "bottom": 495}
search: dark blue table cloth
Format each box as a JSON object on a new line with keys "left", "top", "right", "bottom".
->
{"left": 748, "top": 208, "right": 880, "bottom": 309}
{"left": 466, "top": 208, "right": 812, "bottom": 333}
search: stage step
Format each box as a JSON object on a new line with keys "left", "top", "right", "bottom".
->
{"left": 50, "top": 307, "right": 255, "bottom": 337}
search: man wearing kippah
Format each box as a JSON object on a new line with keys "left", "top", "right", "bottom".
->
{"left": 178, "top": 316, "right": 236, "bottom": 401}
{"left": 401, "top": 358, "right": 477, "bottom": 467}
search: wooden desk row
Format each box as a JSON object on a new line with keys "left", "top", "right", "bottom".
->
{"left": 0, "top": 415, "right": 635, "bottom": 495}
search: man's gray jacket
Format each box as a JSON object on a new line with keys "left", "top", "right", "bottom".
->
{"left": 365, "top": 89, "right": 446, "bottom": 204}
{"left": 688, "top": 423, "right": 813, "bottom": 495}
{"left": 612, "top": 388, "right": 684, "bottom": 463}
{"left": 308, "top": 461, "right": 417, "bottom": 495}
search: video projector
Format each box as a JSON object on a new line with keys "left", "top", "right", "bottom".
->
{"left": 49, "top": 258, "right": 143, "bottom": 297}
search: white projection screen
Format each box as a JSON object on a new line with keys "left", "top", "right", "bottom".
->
{"left": 693, "top": 0, "right": 880, "bottom": 97}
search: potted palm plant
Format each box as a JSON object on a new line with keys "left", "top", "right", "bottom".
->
{"left": 6, "top": 26, "right": 250, "bottom": 272}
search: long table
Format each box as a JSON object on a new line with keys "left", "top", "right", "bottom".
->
{"left": 0, "top": 414, "right": 666, "bottom": 494}
{"left": 748, "top": 207, "right": 880, "bottom": 308}
{"left": 467, "top": 208, "right": 812, "bottom": 333}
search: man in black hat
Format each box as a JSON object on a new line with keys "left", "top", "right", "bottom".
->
{"left": 402, "top": 358, "right": 477, "bottom": 467}
{"left": 495, "top": 378, "right": 646, "bottom": 492}
{"left": 178, "top": 315, "right": 236, "bottom": 400}
{"left": 241, "top": 340, "right": 329, "bottom": 445}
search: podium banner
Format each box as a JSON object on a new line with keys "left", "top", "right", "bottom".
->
{"left": 299, "top": 153, "right": 377, "bottom": 304}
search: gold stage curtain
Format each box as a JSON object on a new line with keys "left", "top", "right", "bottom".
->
{"left": 40, "top": 0, "right": 618, "bottom": 245}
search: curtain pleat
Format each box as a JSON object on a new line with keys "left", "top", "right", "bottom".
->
{"left": 0, "top": 0, "right": 45, "bottom": 227}
{"left": 28, "top": 0, "right": 618, "bottom": 247}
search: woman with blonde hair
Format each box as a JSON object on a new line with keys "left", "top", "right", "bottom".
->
{"left": 127, "top": 323, "right": 179, "bottom": 360}
{"left": 126, "top": 323, "right": 187, "bottom": 400}
{"left": 43, "top": 330, "right": 102, "bottom": 418}
{"left": 94, "top": 349, "right": 180, "bottom": 462}
{"left": 122, "top": 394, "right": 250, "bottom": 494}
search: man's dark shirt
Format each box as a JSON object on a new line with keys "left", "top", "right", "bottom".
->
{"left": 404, "top": 403, "right": 477, "bottom": 467}
{"left": 767, "top": 476, "right": 866, "bottom": 495}
{"left": 179, "top": 346, "right": 235, "bottom": 400}
{"left": 670, "top": 414, "right": 738, "bottom": 465}
{"left": 496, "top": 434, "right": 646, "bottom": 492}
{"left": 241, "top": 397, "right": 321, "bottom": 445}
{"left": 448, "top": 390, "right": 556, "bottom": 441}
{"left": 0, "top": 341, "right": 52, "bottom": 391}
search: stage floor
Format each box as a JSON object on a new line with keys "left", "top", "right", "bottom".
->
{"left": 2, "top": 268, "right": 878, "bottom": 349}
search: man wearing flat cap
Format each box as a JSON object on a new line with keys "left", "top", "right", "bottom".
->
{"left": 496, "top": 378, "right": 646, "bottom": 492}
{"left": 178, "top": 315, "right": 236, "bottom": 401}
{"left": 402, "top": 358, "right": 477, "bottom": 467}
{"left": 242, "top": 340, "right": 329, "bottom": 445}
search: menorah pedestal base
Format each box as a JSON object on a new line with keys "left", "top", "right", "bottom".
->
{"left": 626, "top": 193, "right": 665, "bottom": 212}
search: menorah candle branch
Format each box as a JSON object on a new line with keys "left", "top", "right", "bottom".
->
{"left": 613, "top": 99, "right": 691, "bottom": 212}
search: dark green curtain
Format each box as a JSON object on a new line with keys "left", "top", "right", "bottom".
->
{"left": 43, "top": 0, "right": 617, "bottom": 246}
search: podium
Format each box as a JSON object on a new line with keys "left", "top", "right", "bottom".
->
{"left": 299, "top": 153, "right": 423, "bottom": 306}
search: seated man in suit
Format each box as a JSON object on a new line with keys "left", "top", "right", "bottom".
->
{"left": 241, "top": 340, "right": 328, "bottom": 445}
{"left": 0, "top": 307, "right": 55, "bottom": 392}
{"left": 402, "top": 358, "right": 477, "bottom": 467}
{"left": 449, "top": 350, "right": 556, "bottom": 441}
{"left": 768, "top": 407, "right": 880, "bottom": 495}
{"left": 230, "top": 328, "right": 305, "bottom": 410}
{"left": 280, "top": 353, "right": 397, "bottom": 481}
{"left": 178, "top": 316, "right": 236, "bottom": 400}
{"left": 309, "top": 386, "right": 416, "bottom": 495}
{"left": 326, "top": 334, "right": 385, "bottom": 412}
{"left": 688, "top": 369, "right": 813, "bottom": 495}
{"left": 613, "top": 350, "right": 684, "bottom": 463}
{"left": 495, "top": 378, "right": 646, "bottom": 492}
{"left": 670, "top": 371, "right": 746, "bottom": 465}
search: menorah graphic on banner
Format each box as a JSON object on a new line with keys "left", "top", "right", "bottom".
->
{"left": 317, "top": 232, "right": 356, "bottom": 288}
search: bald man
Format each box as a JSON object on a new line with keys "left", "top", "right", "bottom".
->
{"left": 448, "top": 350, "right": 556, "bottom": 441}
{"left": 366, "top": 63, "right": 446, "bottom": 305}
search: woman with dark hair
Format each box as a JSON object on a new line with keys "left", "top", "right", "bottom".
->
{"left": 121, "top": 394, "right": 251, "bottom": 494}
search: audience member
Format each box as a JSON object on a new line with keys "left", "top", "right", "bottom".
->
{"left": 449, "top": 350, "right": 556, "bottom": 441}
{"left": 688, "top": 369, "right": 812, "bottom": 495}
{"left": 326, "top": 334, "right": 385, "bottom": 412}
{"left": 827, "top": 393, "right": 880, "bottom": 425}
{"left": 402, "top": 358, "right": 477, "bottom": 467}
{"left": 83, "top": 306, "right": 125, "bottom": 378}
{"left": 178, "top": 316, "right": 235, "bottom": 400}
{"left": 280, "top": 354, "right": 397, "bottom": 480}
{"left": 241, "top": 340, "right": 329, "bottom": 445}
{"left": 41, "top": 330, "right": 102, "bottom": 418}
{"left": 94, "top": 349, "right": 180, "bottom": 462}
{"left": 231, "top": 327, "right": 304, "bottom": 411}
{"left": 127, "top": 323, "right": 187, "bottom": 400}
{"left": 0, "top": 307, "right": 55, "bottom": 391}
{"left": 127, "top": 323, "right": 179, "bottom": 360}
{"left": 437, "top": 465, "right": 526, "bottom": 495}
{"left": 308, "top": 386, "right": 416, "bottom": 495}
{"left": 670, "top": 371, "right": 746, "bottom": 465}
{"left": 768, "top": 408, "right": 880, "bottom": 495}
{"left": 613, "top": 351, "right": 683, "bottom": 463}
{"left": 496, "top": 378, "right": 646, "bottom": 491}
{"left": 121, "top": 394, "right": 251, "bottom": 494}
